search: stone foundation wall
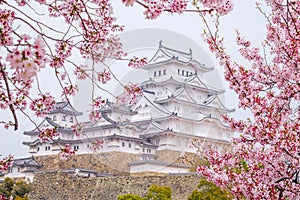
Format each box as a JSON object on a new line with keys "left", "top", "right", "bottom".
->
{"left": 29, "top": 172, "right": 199, "bottom": 200}
{"left": 156, "top": 150, "right": 199, "bottom": 165}
{"left": 35, "top": 152, "right": 140, "bottom": 175}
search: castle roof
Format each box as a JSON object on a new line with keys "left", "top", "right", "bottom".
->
{"left": 23, "top": 134, "right": 158, "bottom": 148}
{"left": 99, "top": 100, "right": 135, "bottom": 115}
{"left": 141, "top": 74, "right": 225, "bottom": 95}
{"left": 49, "top": 101, "right": 83, "bottom": 116}
{"left": 23, "top": 117, "right": 75, "bottom": 136}
{"left": 11, "top": 156, "right": 42, "bottom": 168}
{"left": 142, "top": 41, "right": 213, "bottom": 72}
{"left": 141, "top": 129, "right": 230, "bottom": 144}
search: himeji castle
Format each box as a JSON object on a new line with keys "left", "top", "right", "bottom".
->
{"left": 22, "top": 42, "right": 234, "bottom": 174}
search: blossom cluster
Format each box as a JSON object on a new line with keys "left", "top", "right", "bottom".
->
{"left": 198, "top": 0, "right": 233, "bottom": 15}
{"left": 97, "top": 69, "right": 111, "bottom": 84}
{"left": 145, "top": 0, "right": 188, "bottom": 19}
{"left": 71, "top": 122, "right": 85, "bottom": 136}
{"left": 59, "top": 144, "right": 75, "bottom": 160}
{"left": 116, "top": 83, "right": 142, "bottom": 105}
{"left": 38, "top": 127, "right": 59, "bottom": 141}
{"left": 74, "top": 66, "right": 88, "bottom": 80}
{"left": 0, "top": 155, "right": 13, "bottom": 171}
{"left": 122, "top": 0, "right": 233, "bottom": 19}
{"left": 6, "top": 35, "right": 48, "bottom": 81}
{"left": 29, "top": 93, "right": 56, "bottom": 117}
{"left": 89, "top": 97, "right": 106, "bottom": 122}
{"left": 194, "top": 0, "right": 300, "bottom": 198}
{"left": 0, "top": 9, "right": 14, "bottom": 46}
{"left": 50, "top": 41, "right": 73, "bottom": 69}
{"left": 128, "top": 56, "right": 148, "bottom": 68}
{"left": 89, "top": 139, "right": 104, "bottom": 152}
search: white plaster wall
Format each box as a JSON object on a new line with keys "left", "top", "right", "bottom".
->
{"left": 130, "top": 163, "right": 189, "bottom": 174}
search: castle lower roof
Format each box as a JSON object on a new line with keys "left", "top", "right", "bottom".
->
{"left": 49, "top": 101, "right": 83, "bottom": 116}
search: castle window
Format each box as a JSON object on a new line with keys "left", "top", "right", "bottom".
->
{"left": 143, "top": 148, "right": 145, "bottom": 153}
{"left": 158, "top": 70, "right": 161, "bottom": 76}
{"left": 128, "top": 143, "right": 131, "bottom": 148}
{"left": 70, "top": 117, "right": 73, "bottom": 123}
{"left": 163, "top": 69, "right": 166, "bottom": 75}
{"left": 186, "top": 71, "right": 189, "bottom": 77}
{"left": 182, "top": 70, "right": 184, "bottom": 76}
{"left": 18, "top": 167, "right": 20, "bottom": 172}
{"left": 74, "top": 145, "right": 79, "bottom": 151}
{"left": 147, "top": 149, "right": 151, "bottom": 153}
{"left": 122, "top": 142, "right": 125, "bottom": 147}
{"left": 154, "top": 71, "right": 157, "bottom": 77}
{"left": 53, "top": 115, "right": 57, "bottom": 121}
{"left": 37, "top": 147, "right": 40, "bottom": 152}
{"left": 45, "top": 146, "right": 51, "bottom": 151}
{"left": 174, "top": 106, "right": 180, "bottom": 112}
{"left": 62, "top": 116, "right": 66, "bottom": 121}
{"left": 178, "top": 69, "right": 180, "bottom": 74}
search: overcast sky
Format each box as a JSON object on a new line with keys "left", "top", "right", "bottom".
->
{"left": 0, "top": 0, "right": 267, "bottom": 158}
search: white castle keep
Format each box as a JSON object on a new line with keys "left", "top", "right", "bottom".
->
{"left": 22, "top": 42, "right": 234, "bottom": 174}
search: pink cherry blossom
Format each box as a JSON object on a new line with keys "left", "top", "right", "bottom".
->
{"left": 128, "top": 56, "right": 148, "bottom": 68}
{"left": 0, "top": 2, "right": 299, "bottom": 199}
{"left": 0, "top": 155, "right": 13, "bottom": 171}
{"left": 122, "top": 0, "right": 135, "bottom": 7}
{"left": 59, "top": 144, "right": 75, "bottom": 160}
{"left": 38, "top": 127, "right": 59, "bottom": 141}
{"left": 71, "top": 122, "right": 85, "bottom": 136}
{"left": 97, "top": 69, "right": 111, "bottom": 84}
{"left": 29, "top": 93, "right": 56, "bottom": 117}
{"left": 116, "top": 83, "right": 142, "bottom": 105}
{"left": 89, "top": 139, "right": 104, "bottom": 152}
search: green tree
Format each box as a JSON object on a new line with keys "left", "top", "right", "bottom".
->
{"left": 146, "top": 185, "right": 171, "bottom": 200}
{"left": 118, "top": 185, "right": 172, "bottom": 200}
{"left": 11, "top": 181, "right": 31, "bottom": 199}
{"left": 0, "top": 177, "right": 14, "bottom": 198}
{"left": 118, "top": 194, "right": 145, "bottom": 200}
{"left": 15, "top": 196, "right": 29, "bottom": 200}
{"left": 188, "top": 179, "right": 232, "bottom": 200}
{"left": 0, "top": 178, "right": 31, "bottom": 200}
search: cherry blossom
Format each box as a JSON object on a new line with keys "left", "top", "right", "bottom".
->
{"left": 38, "top": 127, "right": 59, "bottom": 141}
{"left": 89, "top": 139, "right": 104, "bottom": 152}
{"left": 122, "top": 0, "right": 135, "bottom": 7}
{"left": 97, "top": 69, "right": 111, "bottom": 84}
{"left": 71, "top": 122, "right": 85, "bottom": 136}
{"left": 120, "top": 0, "right": 300, "bottom": 198}
{"left": 89, "top": 96, "right": 106, "bottom": 122}
{"left": 0, "top": 155, "right": 13, "bottom": 171}
{"left": 116, "top": 83, "right": 142, "bottom": 105}
{"left": 29, "top": 93, "right": 56, "bottom": 117}
{"left": 128, "top": 56, "right": 148, "bottom": 68}
{"left": 59, "top": 144, "right": 75, "bottom": 160}
{"left": 0, "top": 1, "right": 298, "bottom": 199}
{"left": 88, "top": 110, "right": 101, "bottom": 122}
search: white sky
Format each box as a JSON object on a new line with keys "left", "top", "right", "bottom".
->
{"left": 0, "top": 0, "right": 267, "bottom": 158}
